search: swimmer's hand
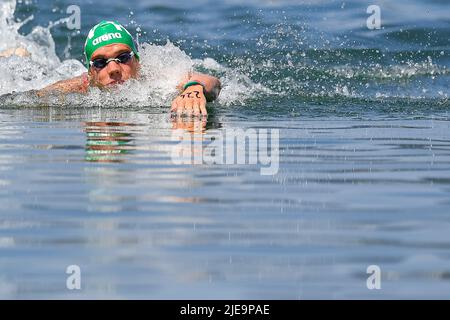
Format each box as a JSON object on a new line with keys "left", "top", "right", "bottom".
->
{"left": 170, "top": 84, "right": 207, "bottom": 117}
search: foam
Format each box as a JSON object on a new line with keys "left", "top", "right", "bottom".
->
{"left": 0, "top": 0, "right": 269, "bottom": 108}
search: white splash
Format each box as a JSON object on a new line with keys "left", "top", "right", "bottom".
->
{"left": 0, "top": 0, "right": 268, "bottom": 108}
{"left": 0, "top": 0, "right": 86, "bottom": 96}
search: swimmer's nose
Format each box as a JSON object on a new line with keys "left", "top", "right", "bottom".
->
{"left": 106, "top": 61, "right": 122, "bottom": 81}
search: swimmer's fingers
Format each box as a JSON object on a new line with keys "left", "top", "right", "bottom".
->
{"left": 173, "top": 95, "right": 191, "bottom": 116}
{"left": 185, "top": 99, "right": 194, "bottom": 117}
{"left": 170, "top": 97, "right": 179, "bottom": 113}
{"left": 199, "top": 98, "right": 207, "bottom": 116}
{"left": 172, "top": 92, "right": 207, "bottom": 117}
{"left": 176, "top": 98, "right": 185, "bottom": 117}
{"left": 193, "top": 102, "right": 201, "bottom": 116}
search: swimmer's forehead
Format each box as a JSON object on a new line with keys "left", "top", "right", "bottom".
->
{"left": 91, "top": 43, "right": 132, "bottom": 59}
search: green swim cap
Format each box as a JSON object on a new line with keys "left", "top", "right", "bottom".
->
{"left": 84, "top": 20, "right": 140, "bottom": 69}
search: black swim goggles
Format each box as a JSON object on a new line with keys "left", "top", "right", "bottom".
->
{"left": 89, "top": 51, "right": 135, "bottom": 70}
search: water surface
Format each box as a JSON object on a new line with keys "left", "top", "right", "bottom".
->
{"left": 1, "top": 0, "right": 450, "bottom": 299}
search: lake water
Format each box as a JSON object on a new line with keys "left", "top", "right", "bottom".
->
{"left": 0, "top": 0, "right": 450, "bottom": 299}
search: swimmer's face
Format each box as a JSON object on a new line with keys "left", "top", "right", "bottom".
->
{"left": 88, "top": 43, "right": 139, "bottom": 88}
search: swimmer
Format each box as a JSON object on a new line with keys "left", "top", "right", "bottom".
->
{"left": 0, "top": 47, "right": 31, "bottom": 58}
{"left": 36, "top": 20, "right": 221, "bottom": 116}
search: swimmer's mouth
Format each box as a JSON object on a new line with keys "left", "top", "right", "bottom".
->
{"left": 107, "top": 80, "right": 125, "bottom": 86}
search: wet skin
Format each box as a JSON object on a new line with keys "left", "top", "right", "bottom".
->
{"left": 37, "top": 44, "right": 221, "bottom": 116}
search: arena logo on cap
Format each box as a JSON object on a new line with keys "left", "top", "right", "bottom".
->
{"left": 92, "top": 32, "right": 123, "bottom": 46}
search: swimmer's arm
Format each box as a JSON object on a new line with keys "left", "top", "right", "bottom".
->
{"left": 177, "top": 72, "right": 222, "bottom": 102}
{"left": 37, "top": 73, "right": 89, "bottom": 96}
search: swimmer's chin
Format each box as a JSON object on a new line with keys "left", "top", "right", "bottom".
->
{"left": 92, "top": 80, "right": 126, "bottom": 90}
{"left": 105, "top": 80, "right": 125, "bottom": 87}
